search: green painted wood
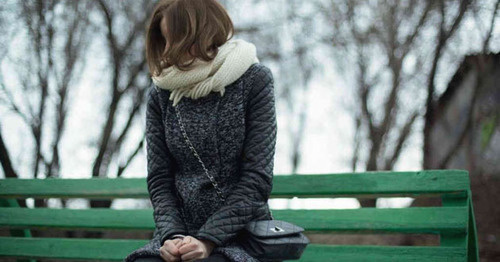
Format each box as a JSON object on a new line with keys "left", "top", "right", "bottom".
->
{"left": 0, "top": 200, "right": 35, "bottom": 262}
{"left": 0, "top": 170, "right": 470, "bottom": 199}
{"left": 467, "top": 190, "right": 480, "bottom": 262}
{"left": 0, "top": 237, "right": 466, "bottom": 261}
{"left": 0, "top": 177, "right": 148, "bottom": 199}
{"left": 0, "top": 207, "right": 467, "bottom": 234}
{"left": 440, "top": 193, "right": 468, "bottom": 249}
{"left": 0, "top": 198, "right": 19, "bottom": 207}
{"left": 0, "top": 169, "right": 474, "bottom": 261}
{"left": 274, "top": 207, "right": 467, "bottom": 234}
{"left": 0, "top": 207, "right": 153, "bottom": 230}
{"left": 0, "top": 237, "right": 147, "bottom": 261}
{"left": 273, "top": 170, "right": 469, "bottom": 198}
{"left": 0, "top": 199, "right": 33, "bottom": 238}
{"left": 292, "top": 244, "right": 466, "bottom": 262}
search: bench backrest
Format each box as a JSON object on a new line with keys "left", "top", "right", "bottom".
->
{"left": 0, "top": 170, "right": 479, "bottom": 261}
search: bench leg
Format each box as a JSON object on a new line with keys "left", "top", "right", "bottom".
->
{"left": 441, "top": 191, "right": 479, "bottom": 262}
{"left": 467, "top": 189, "right": 480, "bottom": 262}
{"left": 0, "top": 199, "right": 37, "bottom": 262}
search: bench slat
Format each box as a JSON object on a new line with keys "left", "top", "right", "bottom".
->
{"left": 0, "top": 237, "right": 466, "bottom": 261}
{"left": 0, "top": 237, "right": 146, "bottom": 261}
{"left": 0, "top": 178, "right": 147, "bottom": 199}
{"left": 300, "top": 243, "right": 466, "bottom": 262}
{"left": 0, "top": 170, "right": 469, "bottom": 199}
{"left": 274, "top": 170, "right": 469, "bottom": 197}
{"left": 0, "top": 207, "right": 467, "bottom": 234}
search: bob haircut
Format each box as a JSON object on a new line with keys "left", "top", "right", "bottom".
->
{"left": 146, "top": 0, "right": 234, "bottom": 76}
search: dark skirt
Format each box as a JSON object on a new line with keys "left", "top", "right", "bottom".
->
{"left": 132, "top": 253, "right": 230, "bottom": 262}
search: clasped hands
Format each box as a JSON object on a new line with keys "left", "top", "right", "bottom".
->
{"left": 159, "top": 235, "right": 216, "bottom": 262}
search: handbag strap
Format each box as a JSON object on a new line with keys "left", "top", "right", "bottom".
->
{"left": 173, "top": 101, "right": 227, "bottom": 203}
{"left": 153, "top": 86, "right": 275, "bottom": 220}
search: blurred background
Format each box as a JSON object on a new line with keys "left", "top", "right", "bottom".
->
{"left": 0, "top": 0, "right": 498, "bottom": 260}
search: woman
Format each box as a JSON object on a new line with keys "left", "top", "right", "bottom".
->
{"left": 125, "top": 0, "right": 277, "bottom": 261}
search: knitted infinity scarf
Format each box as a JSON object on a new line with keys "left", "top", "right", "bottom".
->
{"left": 152, "top": 38, "right": 260, "bottom": 107}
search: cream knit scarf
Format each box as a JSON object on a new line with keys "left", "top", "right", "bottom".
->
{"left": 152, "top": 38, "right": 260, "bottom": 107}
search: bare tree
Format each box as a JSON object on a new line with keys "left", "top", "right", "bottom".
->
{"left": 222, "top": 0, "right": 327, "bottom": 180}
{"left": 423, "top": 0, "right": 472, "bottom": 169}
{"left": 432, "top": 0, "right": 499, "bottom": 170}
{"left": 284, "top": 0, "right": 321, "bottom": 175}
{"left": 415, "top": 1, "right": 499, "bottom": 255}
{"left": 0, "top": 0, "right": 93, "bottom": 208}
{"left": 478, "top": 0, "right": 500, "bottom": 53}
{"left": 317, "top": 0, "right": 438, "bottom": 206}
{"left": 0, "top": 3, "right": 18, "bottom": 180}
{"left": 89, "top": 0, "right": 155, "bottom": 209}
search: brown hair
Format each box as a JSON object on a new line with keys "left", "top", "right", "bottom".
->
{"left": 146, "top": 0, "right": 234, "bottom": 76}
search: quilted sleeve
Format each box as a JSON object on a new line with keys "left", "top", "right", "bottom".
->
{"left": 194, "top": 64, "right": 277, "bottom": 247}
{"left": 145, "top": 87, "right": 189, "bottom": 245}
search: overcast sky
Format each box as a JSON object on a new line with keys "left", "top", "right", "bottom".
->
{"left": 1, "top": 0, "right": 499, "bottom": 210}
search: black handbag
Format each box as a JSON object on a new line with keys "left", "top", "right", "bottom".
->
{"left": 235, "top": 219, "right": 310, "bottom": 262}
{"left": 161, "top": 88, "right": 310, "bottom": 261}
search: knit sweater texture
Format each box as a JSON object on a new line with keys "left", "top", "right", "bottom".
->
{"left": 124, "top": 62, "right": 276, "bottom": 262}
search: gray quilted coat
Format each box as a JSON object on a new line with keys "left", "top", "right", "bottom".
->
{"left": 125, "top": 63, "right": 277, "bottom": 262}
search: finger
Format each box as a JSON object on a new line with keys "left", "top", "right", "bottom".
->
{"left": 172, "top": 238, "right": 182, "bottom": 244}
{"left": 173, "top": 239, "right": 184, "bottom": 248}
{"left": 180, "top": 249, "right": 203, "bottom": 261}
{"left": 159, "top": 247, "right": 181, "bottom": 262}
{"left": 178, "top": 242, "right": 198, "bottom": 254}
{"left": 164, "top": 241, "right": 180, "bottom": 256}
{"left": 181, "top": 236, "right": 192, "bottom": 246}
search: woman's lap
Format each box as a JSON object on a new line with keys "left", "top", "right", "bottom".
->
{"left": 198, "top": 253, "right": 230, "bottom": 261}
{"left": 132, "top": 253, "right": 229, "bottom": 262}
{"left": 132, "top": 255, "right": 164, "bottom": 262}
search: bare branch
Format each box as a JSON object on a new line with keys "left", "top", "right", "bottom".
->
{"left": 424, "top": 0, "right": 471, "bottom": 168}
{"left": 116, "top": 137, "right": 145, "bottom": 178}
{"left": 482, "top": 0, "right": 500, "bottom": 53}
{"left": 384, "top": 112, "right": 419, "bottom": 170}
{"left": 401, "top": 1, "right": 432, "bottom": 56}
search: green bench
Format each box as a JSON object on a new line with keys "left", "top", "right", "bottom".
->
{"left": 0, "top": 170, "right": 479, "bottom": 261}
